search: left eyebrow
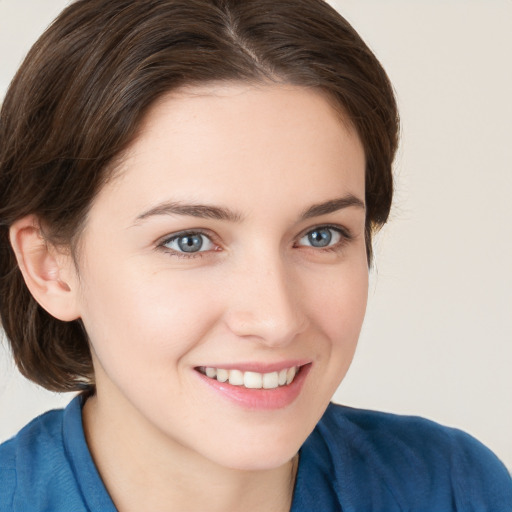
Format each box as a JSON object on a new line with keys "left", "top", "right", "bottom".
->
{"left": 300, "top": 194, "right": 365, "bottom": 220}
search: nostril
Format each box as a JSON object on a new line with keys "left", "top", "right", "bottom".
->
{"left": 224, "top": 304, "right": 307, "bottom": 345}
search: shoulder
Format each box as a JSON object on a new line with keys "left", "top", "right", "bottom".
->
{"left": 0, "top": 398, "right": 89, "bottom": 512}
{"left": 0, "top": 407, "right": 66, "bottom": 459}
{"left": 307, "top": 403, "right": 512, "bottom": 511}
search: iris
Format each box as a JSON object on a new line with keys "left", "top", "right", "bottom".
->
{"left": 178, "top": 234, "right": 203, "bottom": 252}
{"left": 308, "top": 228, "right": 332, "bottom": 248}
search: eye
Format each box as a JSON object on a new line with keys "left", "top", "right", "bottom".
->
{"left": 298, "top": 226, "right": 344, "bottom": 248}
{"left": 161, "top": 232, "right": 215, "bottom": 254}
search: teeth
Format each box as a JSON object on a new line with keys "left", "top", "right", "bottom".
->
{"left": 201, "top": 366, "right": 300, "bottom": 389}
{"left": 229, "top": 369, "right": 244, "bottom": 386}
{"left": 263, "top": 371, "right": 278, "bottom": 389}
{"left": 205, "top": 367, "right": 217, "bottom": 379}
{"left": 216, "top": 369, "right": 229, "bottom": 383}
{"left": 244, "top": 371, "right": 262, "bottom": 389}
{"left": 286, "top": 366, "right": 296, "bottom": 385}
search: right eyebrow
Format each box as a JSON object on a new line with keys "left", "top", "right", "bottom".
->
{"left": 131, "top": 201, "right": 244, "bottom": 226}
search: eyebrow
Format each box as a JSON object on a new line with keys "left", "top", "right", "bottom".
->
{"left": 300, "top": 194, "right": 365, "bottom": 219}
{"left": 133, "top": 194, "right": 365, "bottom": 226}
{"left": 134, "top": 201, "right": 243, "bottom": 224}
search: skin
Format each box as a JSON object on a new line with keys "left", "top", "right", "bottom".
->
{"left": 13, "top": 83, "right": 368, "bottom": 512}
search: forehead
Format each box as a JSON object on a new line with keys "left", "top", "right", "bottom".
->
{"left": 90, "top": 83, "right": 365, "bottom": 223}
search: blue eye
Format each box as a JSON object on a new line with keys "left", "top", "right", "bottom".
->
{"left": 299, "top": 227, "right": 342, "bottom": 248}
{"left": 162, "top": 232, "right": 214, "bottom": 254}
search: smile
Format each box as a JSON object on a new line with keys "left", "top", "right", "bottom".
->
{"left": 197, "top": 366, "right": 299, "bottom": 389}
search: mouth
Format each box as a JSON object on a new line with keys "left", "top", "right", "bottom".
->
{"left": 196, "top": 365, "right": 300, "bottom": 390}
{"left": 195, "top": 362, "right": 311, "bottom": 410}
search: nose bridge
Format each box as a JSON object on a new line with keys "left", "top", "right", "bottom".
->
{"left": 225, "top": 249, "right": 306, "bottom": 346}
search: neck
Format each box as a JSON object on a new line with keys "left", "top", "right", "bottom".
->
{"left": 82, "top": 393, "right": 298, "bottom": 512}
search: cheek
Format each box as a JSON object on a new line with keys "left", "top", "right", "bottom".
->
{"left": 302, "top": 256, "right": 368, "bottom": 402}
{"left": 78, "top": 260, "right": 223, "bottom": 380}
{"left": 306, "top": 259, "right": 369, "bottom": 346}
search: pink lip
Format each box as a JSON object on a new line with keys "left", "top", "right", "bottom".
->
{"left": 195, "top": 363, "right": 312, "bottom": 411}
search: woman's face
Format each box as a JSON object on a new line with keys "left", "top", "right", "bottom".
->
{"left": 74, "top": 83, "right": 368, "bottom": 470}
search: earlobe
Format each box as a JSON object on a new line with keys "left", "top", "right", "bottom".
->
{"left": 9, "top": 215, "right": 80, "bottom": 322}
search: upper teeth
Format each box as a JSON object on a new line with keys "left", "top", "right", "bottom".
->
{"left": 200, "top": 366, "right": 298, "bottom": 389}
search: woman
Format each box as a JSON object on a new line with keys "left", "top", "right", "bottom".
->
{"left": 0, "top": 1, "right": 510, "bottom": 511}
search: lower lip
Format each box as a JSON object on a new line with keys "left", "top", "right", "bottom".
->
{"left": 195, "top": 364, "right": 311, "bottom": 410}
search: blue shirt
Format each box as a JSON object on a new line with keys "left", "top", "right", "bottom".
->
{"left": 1, "top": 396, "right": 511, "bottom": 511}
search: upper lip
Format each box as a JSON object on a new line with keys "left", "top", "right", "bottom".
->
{"left": 195, "top": 360, "right": 311, "bottom": 373}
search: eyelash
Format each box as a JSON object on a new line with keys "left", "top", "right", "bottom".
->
{"left": 158, "top": 225, "right": 353, "bottom": 259}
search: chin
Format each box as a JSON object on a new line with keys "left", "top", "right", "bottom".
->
{"left": 196, "top": 421, "right": 313, "bottom": 472}
{"left": 215, "top": 445, "right": 299, "bottom": 472}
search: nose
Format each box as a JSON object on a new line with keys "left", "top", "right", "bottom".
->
{"left": 223, "top": 255, "right": 308, "bottom": 348}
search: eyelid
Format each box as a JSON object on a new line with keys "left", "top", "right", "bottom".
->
{"left": 297, "top": 224, "right": 352, "bottom": 241}
{"left": 160, "top": 228, "right": 210, "bottom": 242}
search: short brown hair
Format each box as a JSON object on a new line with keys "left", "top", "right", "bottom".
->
{"left": 0, "top": 0, "right": 399, "bottom": 392}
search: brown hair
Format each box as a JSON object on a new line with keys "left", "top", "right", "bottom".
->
{"left": 0, "top": 0, "right": 399, "bottom": 392}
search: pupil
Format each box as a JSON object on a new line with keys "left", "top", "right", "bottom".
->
{"left": 309, "top": 229, "right": 331, "bottom": 247}
{"left": 178, "top": 235, "right": 203, "bottom": 252}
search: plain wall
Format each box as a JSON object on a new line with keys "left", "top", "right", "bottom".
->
{"left": 1, "top": 0, "right": 511, "bottom": 469}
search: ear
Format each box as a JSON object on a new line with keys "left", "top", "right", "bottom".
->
{"left": 9, "top": 215, "right": 81, "bottom": 322}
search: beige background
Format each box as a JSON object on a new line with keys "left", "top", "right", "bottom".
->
{"left": 1, "top": 1, "right": 511, "bottom": 469}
